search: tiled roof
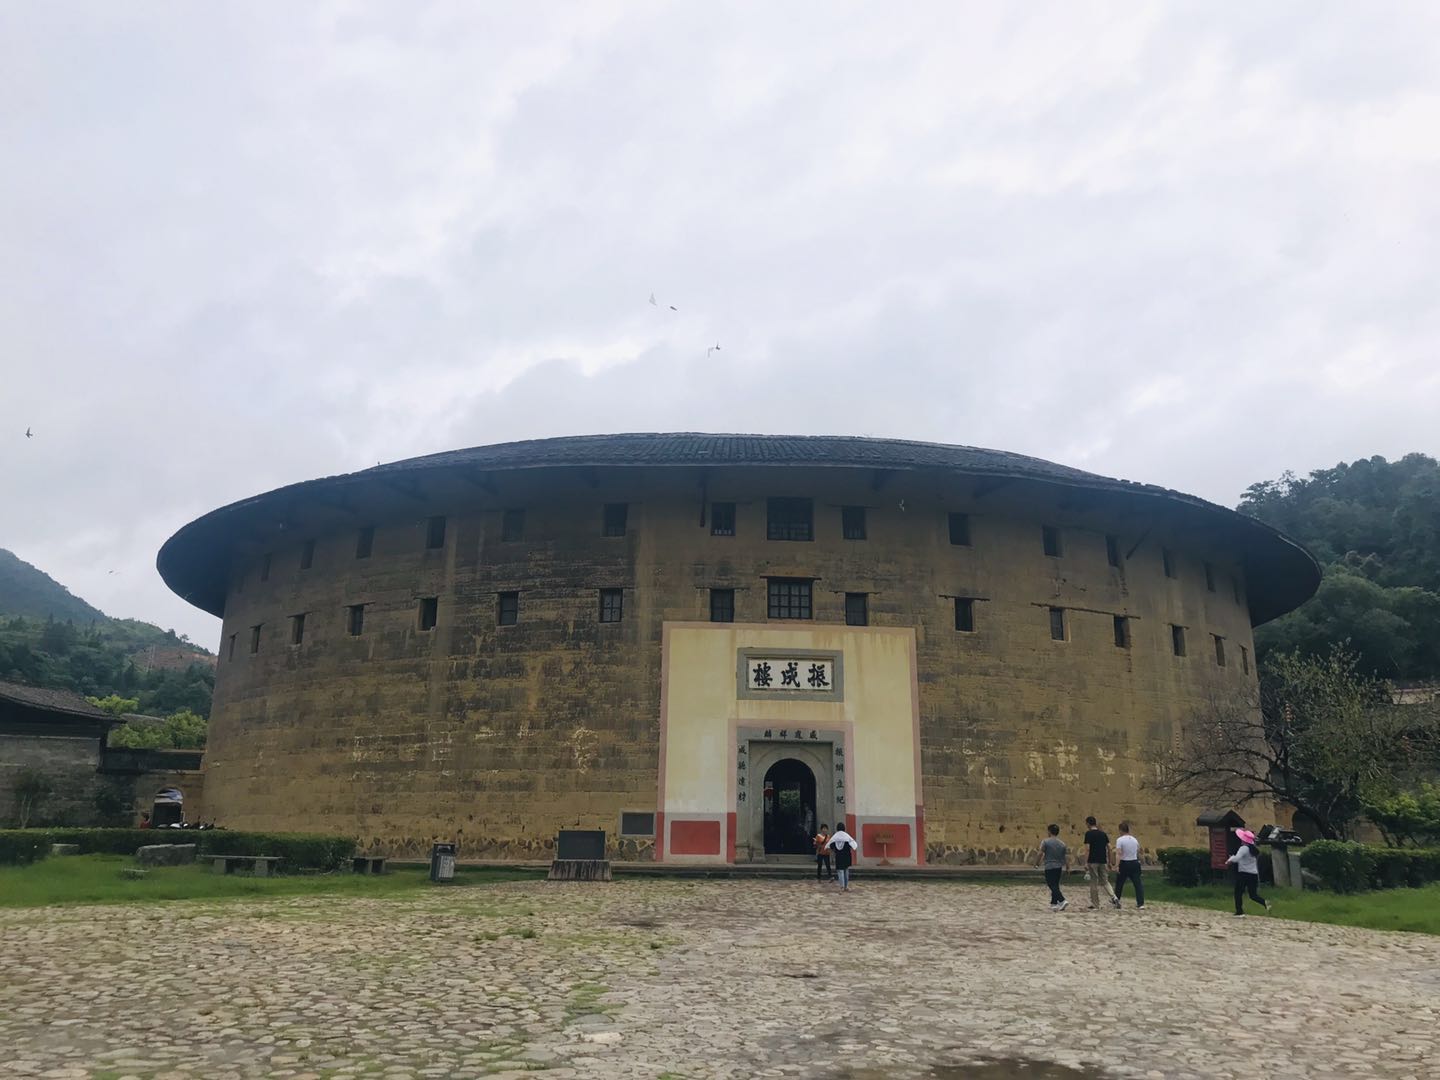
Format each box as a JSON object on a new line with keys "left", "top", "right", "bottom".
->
{"left": 157, "top": 433, "right": 1320, "bottom": 624}
{"left": 0, "top": 679, "right": 115, "bottom": 720}
{"left": 367, "top": 433, "right": 1117, "bottom": 486}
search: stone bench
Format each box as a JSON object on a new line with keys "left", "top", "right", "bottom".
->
{"left": 211, "top": 855, "right": 281, "bottom": 877}
{"left": 352, "top": 856, "right": 388, "bottom": 874}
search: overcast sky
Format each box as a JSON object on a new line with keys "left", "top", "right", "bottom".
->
{"left": 3, "top": 3, "right": 1439, "bottom": 648}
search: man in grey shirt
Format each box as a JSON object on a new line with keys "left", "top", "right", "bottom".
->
{"left": 1036, "top": 823, "right": 1069, "bottom": 911}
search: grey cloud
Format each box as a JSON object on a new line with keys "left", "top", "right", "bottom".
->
{"left": 2, "top": 2, "right": 1438, "bottom": 646}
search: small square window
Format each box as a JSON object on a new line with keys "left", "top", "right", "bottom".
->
{"left": 260, "top": 554, "right": 271, "bottom": 583}
{"left": 290, "top": 613, "right": 306, "bottom": 645}
{"left": 347, "top": 604, "right": 364, "bottom": 637}
{"left": 954, "top": 597, "right": 975, "bottom": 632}
{"left": 1163, "top": 548, "right": 1177, "bottom": 579}
{"left": 709, "top": 588, "right": 735, "bottom": 623}
{"left": 842, "top": 506, "right": 867, "bottom": 541}
{"left": 250, "top": 624, "right": 262, "bottom": 654}
{"left": 599, "top": 588, "right": 624, "bottom": 623}
{"left": 767, "top": 497, "right": 813, "bottom": 541}
{"left": 619, "top": 811, "right": 655, "bottom": 837}
{"left": 1214, "top": 635, "right": 1226, "bottom": 667}
{"left": 1171, "top": 624, "right": 1187, "bottom": 657}
{"left": 501, "top": 508, "right": 525, "bottom": 542}
{"left": 418, "top": 597, "right": 438, "bottom": 631}
{"left": 227, "top": 633, "right": 236, "bottom": 661}
{"left": 1204, "top": 562, "right": 1217, "bottom": 592}
{"left": 1042, "top": 526, "right": 1063, "bottom": 558}
{"left": 426, "top": 515, "right": 446, "bottom": 550}
{"left": 497, "top": 591, "right": 519, "bottom": 626}
{"left": 300, "top": 539, "right": 316, "bottom": 571}
{"left": 1049, "top": 606, "right": 1066, "bottom": 641}
{"left": 767, "top": 578, "right": 812, "bottom": 620}
{"left": 1114, "top": 615, "right": 1131, "bottom": 649}
{"left": 948, "top": 512, "right": 971, "bottom": 546}
{"left": 1241, "top": 645, "right": 1251, "bottom": 675}
{"left": 845, "top": 592, "right": 868, "bottom": 626}
{"left": 711, "top": 502, "right": 736, "bottom": 537}
{"left": 1106, "top": 535, "right": 1122, "bottom": 569}
{"left": 603, "top": 503, "right": 628, "bottom": 537}
{"left": 356, "top": 526, "right": 374, "bottom": 559}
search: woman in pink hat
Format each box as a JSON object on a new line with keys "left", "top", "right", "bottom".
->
{"left": 1226, "top": 828, "right": 1272, "bottom": 917}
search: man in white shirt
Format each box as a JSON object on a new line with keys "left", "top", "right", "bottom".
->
{"left": 1114, "top": 821, "right": 1144, "bottom": 909}
{"left": 824, "top": 827, "right": 858, "bottom": 891}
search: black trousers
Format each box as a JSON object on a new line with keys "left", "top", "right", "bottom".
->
{"left": 816, "top": 853, "right": 832, "bottom": 879}
{"left": 1116, "top": 860, "right": 1144, "bottom": 907}
{"left": 1044, "top": 866, "right": 1065, "bottom": 904}
{"left": 1234, "top": 871, "right": 1265, "bottom": 913}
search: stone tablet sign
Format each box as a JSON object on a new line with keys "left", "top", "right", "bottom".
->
{"left": 736, "top": 649, "right": 844, "bottom": 702}
{"left": 746, "top": 657, "right": 834, "bottom": 692}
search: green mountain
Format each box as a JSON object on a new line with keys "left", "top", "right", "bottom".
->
{"left": 0, "top": 548, "right": 107, "bottom": 624}
{"left": 1239, "top": 453, "right": 1440, "bottom": 681}
{"left": 0, "top": 547, "right": 215, "bottom": 716}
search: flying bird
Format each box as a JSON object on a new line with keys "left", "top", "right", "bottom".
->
{"left": 25, "top": 427, "right": 33, "bottom": 438}
{"left": 707, "top": 342, "right": 722, "bottom": 358}
{"left": 669, "top": 305, "right": 677, "bottom": 311}
{"left": 648, "top": 293, "right": 657, "bottom": 306}
{"left": 898, "top": 499, "right": 906, "bottom": 512}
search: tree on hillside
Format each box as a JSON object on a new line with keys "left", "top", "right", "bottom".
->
{"left": 1149, "top": 649, "right": 1440, "bottom": 839}
{"left": 0, "top": 616, "right": 214, "bottom": 717}
{"left": 107, "top": 708, "right": 207, "bottom": 750}
{"left": 1240, "top": 453, "right": 1440, "bottom": 679}
{"left": 87, "top": 694, "right": 140, "bottom": 718}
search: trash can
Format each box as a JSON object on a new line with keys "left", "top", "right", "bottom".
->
{"left": 429, "top": 842, "right": 457, "bottom": 883}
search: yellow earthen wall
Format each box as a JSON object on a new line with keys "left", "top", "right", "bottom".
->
{"left": 203, "top": 466, "right": 1263, "bottom": 861}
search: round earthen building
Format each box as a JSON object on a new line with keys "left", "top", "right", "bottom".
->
{"left": 159, "top": 434, "right": 1318, "bottom": 863}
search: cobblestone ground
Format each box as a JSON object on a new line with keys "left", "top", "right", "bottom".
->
{"left": 3, "top": 880, "right": 1437, "bottom": 1080}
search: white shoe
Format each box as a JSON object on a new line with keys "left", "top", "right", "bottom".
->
{"left": 1058, "top": 900, "right": 1069, "bottom": 911}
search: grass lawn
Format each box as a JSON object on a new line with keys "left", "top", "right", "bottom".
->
{"left": 1144, "top": 880, "right": 1440, "bottom": 936}
{"left": 0, "top": 854, "right": 542, "bottom": 909}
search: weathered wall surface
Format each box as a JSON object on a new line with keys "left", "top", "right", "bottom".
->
{"left": 0, "top": 733, "right": 107, "bottom": 826}
{"left": 204, "top": 466, "right": 1262, "bottom": 861}
{"left": 0, "top": 735, "right": 205, "bottom": 828}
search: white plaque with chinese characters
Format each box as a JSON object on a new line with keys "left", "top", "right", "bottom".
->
{"left": 745, "top": 657, "right": 835, "bottom": 693}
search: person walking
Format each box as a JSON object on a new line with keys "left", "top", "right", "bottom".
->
{"left": 1037, "top": 824, "right": 1069, "bottom": 911}
{"left": 1113, "top": 821, "right": 1144, "bottom": 909}
{"left": 825, "top": 825, "right": 858, "bottom": 891}
{"left": 814, "top": 824, "right": 834, "bottom": 882}
{"left": 1082, "top": 815, "right": 1120, "bottom": 910}
{"left": 1227, "top": 828, "right": 1272, "bottom": 917}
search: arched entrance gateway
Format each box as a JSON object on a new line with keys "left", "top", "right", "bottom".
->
{"left": 762, "top": 759, "right": 816, "bottom": 855}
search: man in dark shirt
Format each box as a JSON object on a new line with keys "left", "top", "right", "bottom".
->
{"left": 1083, "top": 815, "right": 1120, "bottom": 909}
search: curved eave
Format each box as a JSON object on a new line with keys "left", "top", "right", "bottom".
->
{"left": 157, "top": 435, "right": 1320, "bottom": 627}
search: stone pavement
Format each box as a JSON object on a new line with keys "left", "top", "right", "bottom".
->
{"left": 2, "top": 879, "right": 1436, "bottom": 1079}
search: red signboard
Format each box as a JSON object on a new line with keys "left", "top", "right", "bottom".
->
{"left": 1209, "top": 828, "right": 1230, "bottom": 870}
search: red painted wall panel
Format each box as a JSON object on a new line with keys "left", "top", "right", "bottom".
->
{"left": 861, "top": 822, "right": 911, "bottom": 859}
{"left": 670, "top": 819, "right": 721, "bottom": 856}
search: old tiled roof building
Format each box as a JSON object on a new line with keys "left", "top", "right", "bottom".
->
{"left": 158, "top": 434, "right": 1318, "bottom": 863}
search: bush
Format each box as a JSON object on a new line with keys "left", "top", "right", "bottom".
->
{"left": 0, "top": 829, "right": 357, "bottom": 870}
{"left": 197, "top": 832, "right": 356, "bottom": 871}
{"left": 1366, "top": 846, "right": 1440, "bottom": 888}
{"left": 45, "top": 828, "right": 160, "bottom": 855}
{"left": 0, "top": 830, "right": 51, "bottom": 865}
{"left": 1156, "top": 847, "right": 1211, "bottom": 886}
{"left": 1303, "top": 840, "right": 1377, "bottom": 893}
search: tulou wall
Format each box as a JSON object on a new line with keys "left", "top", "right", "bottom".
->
{"left": 200, "top": 461, "right": 1265, "bottom": 863}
